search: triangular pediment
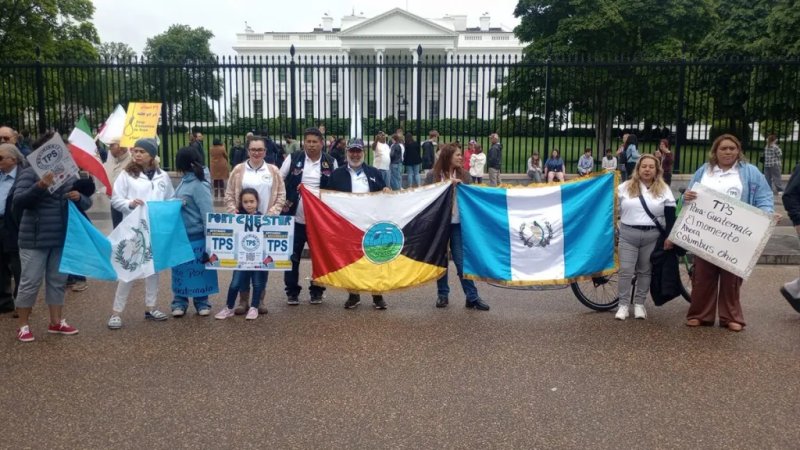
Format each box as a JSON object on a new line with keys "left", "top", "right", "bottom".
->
{"left": 338, "top": 8, "right": 458, "bottom": 37}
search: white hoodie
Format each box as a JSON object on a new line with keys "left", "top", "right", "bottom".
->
{"left": 111, "top": 168, "right": 175, "bottom": 217}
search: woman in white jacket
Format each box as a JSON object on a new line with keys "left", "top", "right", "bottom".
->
{"left": 107, "top": 138, "right": 175, "bottom": 329}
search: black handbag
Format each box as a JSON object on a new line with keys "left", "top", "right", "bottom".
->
{"left": 638, "top": 195, "right": 682, "bottom": 305}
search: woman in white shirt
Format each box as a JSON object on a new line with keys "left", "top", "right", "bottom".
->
{"left": 372, "top": 132, "right": 391, "bottom": 187}
{"left": 601, "top": 148, "right": 617, "bottom": 171}
{"left": 108, "top": 138, "right": 175, "bottom": 329}
{"left": 678, "top": 134, "right": 774, "bottom": 331}
{"left": 615, "top": 154, "right": 676, "bottom": 320}
{"left": 468, "top": 144, "right": 487, "bottom": 183}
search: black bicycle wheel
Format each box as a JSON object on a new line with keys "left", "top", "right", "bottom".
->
{"left": 570, "top": 273, "right": 620, "bottom": 311}
{"left": 679, "top": 253, "right": 694, "bottom": 302}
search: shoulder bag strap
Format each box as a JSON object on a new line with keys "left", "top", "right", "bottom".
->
{"left": 638, "top": 194, "right": 667, "bottom": 236}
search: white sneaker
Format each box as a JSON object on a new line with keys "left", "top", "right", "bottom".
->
{"left": 197, "top": 308, "right": 211, "bottom": 317}
{"left": 245, "top": 307, "right": 258, "bottom": 320}
{"left": 215, "top": 307, "right": 235, "bottom": 320}
{"left": 634, "top": 304, "right": 647, "bottom": 319}
{"left": 107, "top": 315, "right": 122, "bottom": 329}
{"left": 171, "top": 308, "right": 185, "bottom": 317}
{"left": 615, "top": 305, "right": 629, "bottom": 320}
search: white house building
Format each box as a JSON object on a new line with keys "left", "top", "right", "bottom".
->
{"left": 232, "top": 8, "right": 524, "bottom": 121}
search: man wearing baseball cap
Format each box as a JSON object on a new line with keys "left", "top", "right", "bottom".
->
{"left": 327, "top": 138, "right": 390, "bottom": 309}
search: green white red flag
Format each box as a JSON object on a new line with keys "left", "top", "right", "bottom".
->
{"left": 68, "top": 116, "right": 112, "bottom": 195}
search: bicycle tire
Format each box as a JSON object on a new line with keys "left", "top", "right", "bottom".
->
{"left": 678, "top": 253, "right": 694, "bottom": 302}
{"left": 570, "top": 273, "right": 620, "bottom": 311}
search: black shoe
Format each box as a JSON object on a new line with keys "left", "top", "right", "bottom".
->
{"left": 466, "top": 298, "right": 490, "bottom": 311}
{"left": 344, "top": 294, "right": 360, "bottom": 309}
{"left": 309, "top": 292, "right": 324, "bottom": 305}
{"left": 435, "top": 296, "right": 448, "bottom": 308}
{"left": 373, "top": 295, "right": 387, "bottom": 310}
{"left": 780, "top": 287, "right": 800, "bottom": 313}
{"left": 287, "top": 295, "right": 300, "bottom": 306}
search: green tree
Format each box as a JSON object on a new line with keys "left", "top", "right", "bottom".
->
{"left": 498, "top": 0, "right": 716, "bottom": 151}
{"left": 97, "top": 42, "right": 137, "bottom": 62}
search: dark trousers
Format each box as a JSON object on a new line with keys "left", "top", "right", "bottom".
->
{"left": 0, "top": 238, "right": 21, "bottom": 312}
{"left": 111, "top": 206, "right": 123, "bottom": 229}
{"left": 284, "top": 222, "right": 325, "bottom": 297}
{"left": 687, "top": 257, "right": 745, "bottom": 326}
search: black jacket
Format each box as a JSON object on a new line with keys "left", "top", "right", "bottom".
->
{"left": 421, "top": 140, "right": 436, "bottom": 170}
{"left": 327, "top": 164, "right": 386, "bottom": 193}
{"left": 281, "top": 150, "right": 335, "bottom": 216}
{"left": 783, "top": 164, "right": 800, "bottom": 226}
{"left": 403, "top": 141, "right": 422, "bottom": 166}
{"left": 487, "top": 142, "right": 503, "bottom": 170}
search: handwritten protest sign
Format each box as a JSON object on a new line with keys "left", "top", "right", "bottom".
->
{"left": 26, "top": 133, "right": 79, "bottom": 193}
{"left": 172, "top": 239, "right": 219, "bottom": 297}
{"left": 205, "top": 213, "right": 294, "bottom": 271}
{"left": 120, "top": 102, "right": 161, "bottom": 148}
{"left": 669, "top": 184, "right": 776, "bottom": 279}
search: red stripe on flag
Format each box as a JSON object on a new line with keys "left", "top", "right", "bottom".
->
{"left": 68, "top": 144, "right": 113, "bottom": 195}
{"left": 300, "top": 185, "right": 365, "bottom": 278}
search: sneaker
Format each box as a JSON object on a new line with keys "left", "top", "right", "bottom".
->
{"left": 287, "top": 295, "right": 300, "bottom": 306}
{"left": 435, "top": 296, "right": 449, "bottom": 308}
{"left": 71, "top": 281, "right": 88, "bottom": 292}
{"left": 214, "top": 307, "right": 235, "bottom": 320}
{"left": 107, "top": 315, "right": 122, "bottom": 329}
{"left": 309, "top": 293, "right": 324, "bottom": 305}
{"left": 373, "top": 295, "right": 387, "bottom": 310}
{"left": 197, "top": 308, "right": 211, "bottom": 317}
{"left": 171, "top": 308, "right": 186, "bottom": 317}
{"left": 633, "top": 304, "right": 647, "bottom": 320}
{"left": 47, "top": 319, "right": 79, "bottom": 335}
{"left": 245, "top": 307, "right": 258, "bottom": 320}
{"left": 615, "top": 305, "right": 629, "bottom": 320}
{"left": 344, "top": 294, "right": 360, "bottom": 309}
{"left": 17, "top": 325, "right": 34, "bottom": 342}
{"left": 145, "top": 310, "right": 168, "bottom": 321}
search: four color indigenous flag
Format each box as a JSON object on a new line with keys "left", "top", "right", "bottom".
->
{"left": 457, "top": 171, "right": 618, "bottom": 285}
{"left": 301, "top": 183, "right": 453, "bottom": 292}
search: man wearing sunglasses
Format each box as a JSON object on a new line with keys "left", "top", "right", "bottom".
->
{"left": 0, "top": 127, "right": 17, "bottom": 146}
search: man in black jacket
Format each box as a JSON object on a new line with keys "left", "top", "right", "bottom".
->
{"left": 327, "top": 138, "right": 390, "bottom": 310}
{"left": 487, "top": 133, "right": 502, "bottom": 186}
{"left": 780, "top": 164, "right": 800, "bottom": 313}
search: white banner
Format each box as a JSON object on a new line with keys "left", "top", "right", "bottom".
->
{"left": 669, "top": 184, "right": 776, "bottom": 279}
{"left": 205, "top": 213, "right": 294, "bottom": 271}
{"left": 110, "top": 204, "right": 155, "bottom": 282}
{"left": 26, "top": 133, "right": 79, "bottom": 193}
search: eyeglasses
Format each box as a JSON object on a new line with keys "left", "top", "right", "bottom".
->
{"left": 249, "top": 148, "right": 266, "bottom": 153}
{"left": 0, "top": 136, "right": 12, "bottom": 142}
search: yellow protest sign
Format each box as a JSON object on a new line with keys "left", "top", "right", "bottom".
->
{"left": 120, "top": 102, "right": 162, "bottom": 148}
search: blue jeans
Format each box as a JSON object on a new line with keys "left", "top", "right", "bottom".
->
{"left": 284, "top": 222, "right": 325, "bottom": 298}
{"left": 390, "top": 163, "right": 402, "bottom": 190}
{"left": 405, "top": 164, "right": 420, "bottom": 187}
{"left": 378, "top": 169, "right": 390, "bottom": 187}
{"left": 436, "top": 224, "right": 480, "bottom": 301}
{"left": 227, "top": 270, "right": 267, "bottom": 308}
{"left": 171, "top": 295, "right": 210, "bottom": 312}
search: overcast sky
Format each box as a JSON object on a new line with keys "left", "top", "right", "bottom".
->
{"left": 92, "top": 0, "right": 523, "bottom": 56}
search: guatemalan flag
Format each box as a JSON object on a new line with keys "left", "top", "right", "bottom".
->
{"left": 458, "top": 171, "right": 618, "bottom": 285}
{"left": 60, "top": 201, "right": 194, "bottom": 282}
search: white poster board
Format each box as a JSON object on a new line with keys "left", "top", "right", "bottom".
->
{"left": 26, "top": 133, "right": 79, "bottom": 193}
{"left": 669, "top": 184, "right": 776, "bottom": 279}
{"left": 205, "top": 213, "right": 294, "bottom": 271}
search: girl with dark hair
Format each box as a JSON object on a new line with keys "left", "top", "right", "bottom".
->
{"left": 658, "top": 139, "right": 674, "bottom": 185}
{"left": 215, "top": 188, "right": 267, "bottom": 320}
{"left": 170, "top": 146, "right": 218, "bottom": 317}
{"left": 425, "top": 143, "right": 490, "bottom": 311}
{"left": 622, "top": 133, "right": 640, "bottom": 177}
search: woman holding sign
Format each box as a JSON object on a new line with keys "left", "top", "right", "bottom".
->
{"left": 108, "top": 138, "right": 175, "bottom": 329}
{"left": 615, "top": 154, "right": 676, "bottom": 321}
{"left": 678, "top": 134, "right": 774, "bottom": 331}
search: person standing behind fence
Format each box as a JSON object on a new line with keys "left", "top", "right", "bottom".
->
{"left": 463, "top": 140, "right": 476, "bottom": 173}
{"left": 403, "top": 132, "right": 422, "bottom": 188}
{"left": 284, "top": 134, "right": 300, "bottom": 155}
{"left": 615, "top": 154, "right": 676, "bottom": 321}
{"left": 658, "top": 139, "right": 674, "bottom": 185}
{"left": 210, "top": 138, "right": 229, "bottom": 200}
{"left": 103, "top": 139, "right": 131, "bottom": 229}
{"left": 780, "top": 163, "right": 800, "bottom": 313}
{"left": 619, "top": 133, "right": 640, "bottom": 178}
{"left": 421, "top": 130, "right": 439, "bottom": 176}
{"left": 13, "top": 133, "right": 90, "bottom": 342}
{"left": 763, "top": 134, "right": 784, "bottom": 194}
{"left": 469, "top": 144, "right": 486, "bottom": 183}
{"left": 389, "top": 133, "right": 404, "bottom": 191}
{"left": 107, "top": 138, "right": 175, "bottom": 330}
{"left": 373, "top": 132, "right": 391, "bottom": 187}
{"left": 676, "top": 134, "right": 774, "bottom": 332}
{"left": 329, "top": 137, "right": 347, "bottom": 168}
{"left": 487, "top": 133, "right": 502, "bottom": 186}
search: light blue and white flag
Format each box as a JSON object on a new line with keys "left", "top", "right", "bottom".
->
{"left": 458, "top": 172, "right": 617, "bottom": 285}
{"left": 60, "top": 201, "right": 193, "bottom": 282}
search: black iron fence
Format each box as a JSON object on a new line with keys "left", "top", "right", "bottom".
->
{"left": 2, "top": 46, "right": 799, "bottom": 173}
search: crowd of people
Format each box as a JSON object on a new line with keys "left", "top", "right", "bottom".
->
{"left": 0, "top": 123, "right": 796, "bottom": 342}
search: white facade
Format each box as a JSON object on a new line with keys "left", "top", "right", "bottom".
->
{"left": 232, "top": 8, "right": 524, "bottom": 121}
